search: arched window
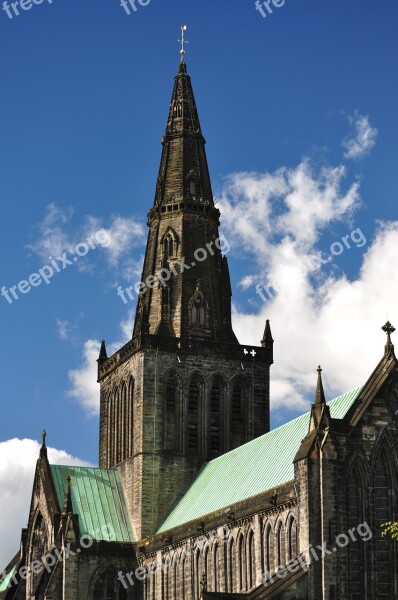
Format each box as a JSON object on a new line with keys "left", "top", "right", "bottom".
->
{"left": 263, "top": 523, "right": 274, "bottom": 574}
{"left": 213, "top": 544, "right": 219, "bottom": 592}
{"left": 189, "top": 380, "right": 199, "bottom": 412}
{"left": 204, "top": 547, "right": 210, "bottom": 590}
{"left": 164, "top": 235, "right": 174, "bottom": 258}
{"left": 194, "top": 550, "right": 201, "bottom": 600}
{"left": 127, "top": 377, "right": 135, "bottom": 458}
{"left": 373, "top": 449, "right": 393, "bottom": 598}
{"left": 180, "top": 555, "right": 186, "bottom": 599}
{"left": 276, "top": 521, "right": 285, "bottom": 568}
{"left": 119, "top": 382, "right": 127, "bottom": 463}
{"left": 164, "top": 375, "right": 180, "bottom": 452}
{"left": 288, "top": 517, "right": 298, "bottom": 561}
{"left": 227, "top": 539, "right": 235, "bottom": 592}
{"left": 247, "top": 529, "right": 255, "bottom": 589}
{"left": 231, "top": 383, "right": 246, "bottom": 448}
{"left": 211, "top": 383, "right": 221, "bottom": 414}
{"left": 189, "top": 180, "right": 196, "bottom": 195}
{"left": 238, "top": 534, "right": 245, "bottom": 591}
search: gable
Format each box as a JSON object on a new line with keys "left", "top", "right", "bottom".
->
{"left": 50, "top": 465, "right": 135, "bottom": 543}
{"left": 157, "top": 387, "right": 362, "bottom": 533}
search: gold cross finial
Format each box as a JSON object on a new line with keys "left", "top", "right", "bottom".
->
{"left": 178, "top": 25, "right": 188, "bottom": 62}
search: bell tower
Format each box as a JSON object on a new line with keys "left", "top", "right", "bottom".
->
{"left": 98, "top": 43, "right": 273, "bottom": 539}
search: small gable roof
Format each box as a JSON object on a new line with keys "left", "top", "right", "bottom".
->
{"left": 50, "top": 465, "right": 134, "bottom": 543}
{"left": 158, "top": 387, "right": 362, "bottom": 533}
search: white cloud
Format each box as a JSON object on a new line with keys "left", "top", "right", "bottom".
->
{"left": 68, "top": 310, "right": 135, "bottom": 415}
{"left": 218, "top": 164, "right": 396, "bottom": 414}
{"left": 26, "top": 204, "right": 146, "bottom": 279}
{"left": 0, "top": 439, "right": 91, "bottom": 571}
{"left": 342, "top": 111, "right": 378, "bottom": 160}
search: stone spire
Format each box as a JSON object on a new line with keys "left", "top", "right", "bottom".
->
{"left": 153, "top": 59, "right": 214, "bottom": 208}
{"left": 133, "top": 59, "right": 237, "bottom": 344}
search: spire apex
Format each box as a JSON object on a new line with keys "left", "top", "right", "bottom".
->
{"left": 315, "top": 365, "right": 326, "bottom": 407}
{"left": 261, "top": 320, "right": 274, "bottom": 349}
{"left": 382, "top": 321, "right": 396, "bottom": 357}
{"left": 98, "top": 340, "right": 108, "bottom": 363}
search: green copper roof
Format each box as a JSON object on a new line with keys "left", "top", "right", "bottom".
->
{"left": 50, "top": 466, "right": 134, "bottom": 543}
{"left": 158, "top": 387, "right": 362, "bottom": 533}
{"left": 0, "top": 565, "right": 17, "bottom": 593}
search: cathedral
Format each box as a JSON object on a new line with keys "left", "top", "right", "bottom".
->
{"left": 1, "top": 44, "right": 398, "bottom": 600}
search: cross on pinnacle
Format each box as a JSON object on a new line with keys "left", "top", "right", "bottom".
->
{"left": 382, "top": 321, "right": 396, "bottom": 345}
{"left": 178, "top": 25, "right": 189, "bottom": 62}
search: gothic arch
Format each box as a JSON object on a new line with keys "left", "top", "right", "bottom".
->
{"left": 275, "top": 518, "right": 286, "bottom": 568}
{"left": 208, "top": 376, "right": 226, "bottom": 458}
{"left": 230, "top": 377, "right": 250, "bottom": 449}
{"left": 263, "top": 520, "right": 275, "bottom": 574}
{"left": 127, "top": 376, "right": 135, "bottom": 458}
{"left": 227, "top": 537, "right": 236, "bottom": 593}
{"left": 163, "top": 371, "right": 182, "bottom": 453}
{"left": 286, "top": 515, "right": 298, "bottom": 561}
{"left": 186, "top": 373, "right": 205, "bottom": 454}
{"left": 160, "top": 226, "right": 179, "bottom": 258}
{"left": 213, "top": 542, "right": 219, "bottom": 592}
{"left": 237, "top": 532, "right": 245, "bottom": 591}
{"left": 246, "top": 528, "right": 256, "bottom": 589}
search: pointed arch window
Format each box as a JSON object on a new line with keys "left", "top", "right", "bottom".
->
{"left": 189, "top": 380, "right": 200, "bottom": 413}
{"left": 213, "top": 544, "right": 219, "bottom": 592}
{"left": 263, "top": 523, "right": 274, "bottom": 574}
{"left": 231, "top": 382, "right": 246, "bottom": 448}
{"left": 164, "top": 235, "right": 174, "bottom": 259}
{"left": 238, "top": 534, "right": 245, "bottom": 591}
{"left": 227, "top": 539, "right": 236, "bottom": 592}
{"left": 211, "top": 382, "right": 221, "bottom": 414}
{"left": 164, "top": 374, "right": 180, "bottom": 452}
{"left": 247, "top": 529, "right": 255, "bottom": 589}
{"left": 276, "top": 521, "right": 285, "bottom": 568}
{"left": 288, "top": 517, "right": 298, "bottom": 561}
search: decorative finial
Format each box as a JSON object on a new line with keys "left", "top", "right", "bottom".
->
{"left": 40, "top": 430, "right": 47, "bottom": 459}
{"left": 314, "top": 365, "right": 326, "bottom": 407}
{"left": 178, "top": 25, "right": 188, "bottom": 62}
{"left": 382, "top": 321, "right": 396, "bottom": 357}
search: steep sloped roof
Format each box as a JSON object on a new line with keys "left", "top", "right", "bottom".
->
{"left": 50, "top": 466, "right": 134, "bottom": 543}
{"left": 158, "top": 387, "right": 362, "bottom": 533}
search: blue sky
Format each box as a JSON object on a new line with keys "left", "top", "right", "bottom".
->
{"left": 0, "top": 0, "right": 397, "bottom": 477}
